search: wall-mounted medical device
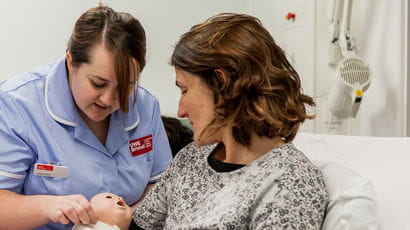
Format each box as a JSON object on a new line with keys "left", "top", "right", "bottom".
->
{"left": 326, "top": 0, "right": 372, "bottom": 119}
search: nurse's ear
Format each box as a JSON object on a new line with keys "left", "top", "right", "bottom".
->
{"left": 66, "top": 52, "right": 75, "bottom": 75}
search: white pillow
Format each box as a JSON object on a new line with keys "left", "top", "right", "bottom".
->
{"left": 294, "top": 132, "right": 410, "bottom": 229}
{"left": 316, "top": 161, "right": 378, "bottom": 230}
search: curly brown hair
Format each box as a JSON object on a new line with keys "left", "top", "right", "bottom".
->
{"left": 171, "top": 13, "right": 315, "bottom": 145}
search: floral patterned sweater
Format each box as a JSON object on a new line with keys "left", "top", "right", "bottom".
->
{"left": 133, "top": 142, "right": 328, "bottom": 229}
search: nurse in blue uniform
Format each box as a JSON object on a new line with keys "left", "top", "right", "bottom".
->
{"left": 0, "top": 4, "right": 172, "bottom": 230}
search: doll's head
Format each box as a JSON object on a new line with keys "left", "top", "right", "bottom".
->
{"left": 89, "top": 192, "right": 132, "bottom": 230}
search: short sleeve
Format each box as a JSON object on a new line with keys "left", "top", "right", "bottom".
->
{"left": 148, "top": 99, "right": 172, "bottom": 183}
{"left": 0, "top": 93, "right": 35, "bottom": 193}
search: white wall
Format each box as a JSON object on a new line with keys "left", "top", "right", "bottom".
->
{"left": 0, "top": 0, "right": 248, "bottom": 117}
{"left": 250, "top": 0, "right": 317, "bottom": 133}
{"left": 1, "top": 0, "right": 407, "bottom": 137}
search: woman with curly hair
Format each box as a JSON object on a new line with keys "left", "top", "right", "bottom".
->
{"left": 133, "top": 13, "right": 328, "bottom": 229}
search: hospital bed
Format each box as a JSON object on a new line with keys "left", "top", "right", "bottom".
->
{"left": 294, "top": 132, "right": 410, "bottom": 230}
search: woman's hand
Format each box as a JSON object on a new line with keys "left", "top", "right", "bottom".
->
{"left": 43, "top": 194, "right": 98, "bottom": 225}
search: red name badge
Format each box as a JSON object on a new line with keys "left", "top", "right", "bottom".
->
{"left": 129, "top": 134, "right": 153, "bottom": 157}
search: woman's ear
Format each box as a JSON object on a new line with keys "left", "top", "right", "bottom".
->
{"left": 214, "top": 69, "right": 228, "bottom": 84}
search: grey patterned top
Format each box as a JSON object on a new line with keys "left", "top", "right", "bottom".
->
{"left": 133, "top": 142, "right": 328, "bottom": 229}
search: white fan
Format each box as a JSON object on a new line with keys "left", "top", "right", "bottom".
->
{"left": 327, "top": 54, "right": 371, "bottom": 119}
{"left": 326, "top": 0, "right": 371, "bottom": 119}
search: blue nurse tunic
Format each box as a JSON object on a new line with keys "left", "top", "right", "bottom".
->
{"left": 0, "top": 58, "right": 172, "bottom": 229}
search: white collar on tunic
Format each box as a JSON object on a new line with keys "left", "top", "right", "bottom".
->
{"left": 44, "top": 57, "right": 140, "bottom": 131}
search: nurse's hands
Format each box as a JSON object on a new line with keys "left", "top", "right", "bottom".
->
{"left": 44, "top": 194, "right": 98, "bottom": 225}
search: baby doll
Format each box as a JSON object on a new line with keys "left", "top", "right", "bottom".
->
{"left": 72, "top": 192, "right": 132, "bottom": 230}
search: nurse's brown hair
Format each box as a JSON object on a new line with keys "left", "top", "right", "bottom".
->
{"left": 67, "top": 4, "right": 146, "bottom": 112}
{"left": 171, "top": 13, "right": 315, "bottom": 145}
